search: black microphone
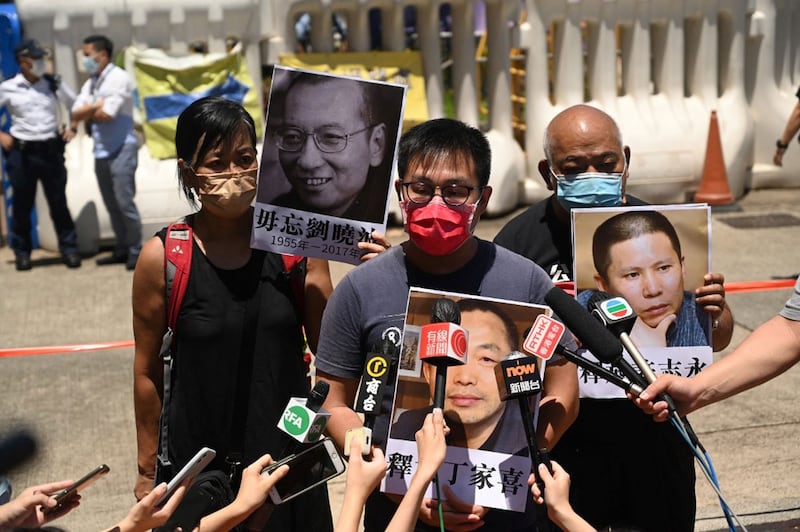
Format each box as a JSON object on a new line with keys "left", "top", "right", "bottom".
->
{"left": 307, "top": 380, "right": 330, "bottom": 412}
{"left": 523, "top": 314, "right": 643, "bottom": 395}
{"left": 543, "top": 287, "right": 648, "bottom": 389}
{"left": 278, "top": 381, "right": 330, "bottom": 458}
{"left": 587, "top": 292, "right": 659, "bottom": 384}
{"left": 586, "top": 291, "right": 691, "bottom": 425}
{"left": 345, "top": 337, "right": 398, "bottom": 456}
{"left": 0, "top": 429, "right": 37, "bottom": 475}
{"left": 419, "top": 298, "right": 468, "bottom": 410}
{"left": 493, "top": 351, "right": 551, "bottom": 482}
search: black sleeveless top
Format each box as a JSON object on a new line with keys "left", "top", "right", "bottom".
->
{"left": 157, "top": 228, "right": 332, "bottom": 531}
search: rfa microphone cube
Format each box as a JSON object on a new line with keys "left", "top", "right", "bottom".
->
{"left": 278, "top": 398, "right": 331, "bottom": 444}
{"left": 418, "top": 322, "right": 468, "bottom": 366}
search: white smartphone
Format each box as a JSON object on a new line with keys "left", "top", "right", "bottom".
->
{"left": 263, "top": 438, "right": 345, "bottom": 505}
{"left": 44, "top": 463, "right": 110, "bottom": 514}
{"left": 156, "top": 447, "right": 216, "bottom": 507}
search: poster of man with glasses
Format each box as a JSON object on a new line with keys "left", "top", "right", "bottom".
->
{"left": 252, "top": 67, "right": 406, "bottom": 264}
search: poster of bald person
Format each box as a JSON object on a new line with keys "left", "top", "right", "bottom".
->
{"left": 251, "top": 66, "right": 406, "bottom": 264}
{"left": 571, "top": 204, "right": 713, "bottom": 399}
{"left": 383, "top": 288, "right": 552, "bottom": 512}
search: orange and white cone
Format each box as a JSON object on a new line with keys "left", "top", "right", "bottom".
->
{"left": 694, "top": 110, "right": 734, "bottom": 205}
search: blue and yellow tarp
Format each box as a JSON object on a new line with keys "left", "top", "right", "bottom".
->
{"left": 130, "top": 47, "right": 262, "bottom": 159}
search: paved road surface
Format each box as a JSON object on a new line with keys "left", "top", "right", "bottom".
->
{"left": 1, "top": 188, "right": 798, "bottom": 530}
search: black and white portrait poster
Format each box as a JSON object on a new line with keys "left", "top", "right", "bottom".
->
{"left": 251, "top": 66, "right": 406, "bottom": 264}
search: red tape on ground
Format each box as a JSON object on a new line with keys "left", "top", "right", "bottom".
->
{"left": 723, "top": 279, "right": 797, "bottom": 293}
{"left": 0, "top": 340, "right": 135, "bottom": 358}
{"left": 1, "top": 279, "right": 795, "bottom": 359}
{"left": 555, "top": 279, "right": 797, "bottom": 295}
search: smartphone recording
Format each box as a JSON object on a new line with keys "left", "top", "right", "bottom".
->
{"left": 262, "top": 438, "right": 345, "bottom": 504}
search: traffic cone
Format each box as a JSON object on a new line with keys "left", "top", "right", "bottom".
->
{"left": 694, "top": 110, "right": 734, "bottom": 205}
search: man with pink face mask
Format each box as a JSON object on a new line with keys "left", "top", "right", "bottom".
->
{"left": 314, "top": 118, "right": 579, "bottom": 532}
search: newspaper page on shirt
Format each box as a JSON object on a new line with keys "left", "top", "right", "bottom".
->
{"left": 571, "top": 204, "right": 714, "bottom": 399}
{"left": 382, "top": 287, "right": 551, "bottom": 512}
{"left": 251, "top": 66, "right": 406, "bottom": 264}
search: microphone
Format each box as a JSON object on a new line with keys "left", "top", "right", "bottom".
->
{"left": 277, "top": 381, "right": 331, "bottom": 457}
{"left": 543, "top": 287, "right": 647, "bottom": 389}
{"left": 345, "top": 337, "right": 398, "bottom": 456}
{"left": 585, "top": 293, "right": 707, "bottom": 451}
{"left": 588, "top": 292, "right": 659, "bottom": 384}
{"left": 419, "top": 298, "right": 468, "bottom": 409}
{"left": 586, "top": 291, "right": 688, "bottom": 417}
{"left": 493, "top": 351, "right": 551, "bottom": 475}
{"left": 524, "top": 314, "right": 644, "bottom": 396}
{"left": 0, "top": 429, "right": 37, "bottom": 475}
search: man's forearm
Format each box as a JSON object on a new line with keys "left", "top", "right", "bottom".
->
{"left": 325, "top": 405, "right": 364, "bottom": 451}
{"left": 72, "top": 102, "right": 98, "bottom": 122}
{"left": 694, "top": 314, "right": 800, "bottom": 409}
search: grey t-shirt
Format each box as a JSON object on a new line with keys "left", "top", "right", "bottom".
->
{"left": 779, "top": 277, "right": 800, "bottom": 321}
{"left": 314, "top": 238, "right": 575, "bottom": 446}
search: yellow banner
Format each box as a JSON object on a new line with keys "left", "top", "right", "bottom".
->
{"left": 132, "top": 49, "right": 262, "bottom": 159}
{"left": 279, "top": 51, "right": 427, "bottom": 130}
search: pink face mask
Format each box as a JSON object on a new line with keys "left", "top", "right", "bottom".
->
{"left": 401, "top": 196, "right": 477, "bottom": 256}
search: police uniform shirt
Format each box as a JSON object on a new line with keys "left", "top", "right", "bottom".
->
{"left": 0, "top": 73, "right": 75, "bottom": 141}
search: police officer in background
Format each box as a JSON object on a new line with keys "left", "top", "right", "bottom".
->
{"left": 0, "top": 38, "right": 81, "bottom": 271}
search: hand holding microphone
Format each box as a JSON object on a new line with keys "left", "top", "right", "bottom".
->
{"left": 585, "top": 292, "right": 683, "bottom": 414}
{"left": 544, "top": 287, "right": 647, "bottom": 390}
{"left": 585, "top": 291, "right": 704, "bottom": 447}
{"left": 346, "top": 337, "right": 398, "bottom": 456}
{"left": 493, "top": 349, "right": 551, "bottom": 491}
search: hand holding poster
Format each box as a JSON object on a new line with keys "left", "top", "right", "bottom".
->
{"left": 384, "top": 288, "right": 552, "bottom": 513}
{"left": 571, "top": 204, "right": 714, "bottom": 399}
{"left": 251, "top": 67, "right": 406, "bottom": 264}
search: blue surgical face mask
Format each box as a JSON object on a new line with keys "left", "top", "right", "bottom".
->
{"left": 552, "top": 164, "right": 626, "bottom": 210}
{"left": 82, "top": 55, "right": 99, "bottom": 75}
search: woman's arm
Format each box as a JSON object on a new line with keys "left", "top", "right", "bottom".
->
{"left": 200, "top": 454, "right": 289, "bottom": 532}
{"left": 132, "top": 236, "right": 168, "bottom": 500}
{"left": 303, "top": 258, "right": 333, "bottom": 354}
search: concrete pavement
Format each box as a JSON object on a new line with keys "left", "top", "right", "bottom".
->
{"left": 1, "top": 188, "right": 799, "bottom": 530}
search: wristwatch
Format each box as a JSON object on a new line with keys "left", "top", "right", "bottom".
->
{"left": 776, "top": 139, "right": 789, "bottom": 149}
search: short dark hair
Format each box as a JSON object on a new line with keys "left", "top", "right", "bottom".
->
{"left": 592, "top": 210, "right": 682, "bottom": 281}
{"left": 175, "top": 96, "right": 257, "bottom": 206}
{"left": 83, "top": 34, "right": 113, "bottom": 57}
{"left": 284, "top": 72, "right": 375, "bottom": 126}
{"left": 457, "top": 298, "right": 519, "bottom": 352}
{"left": 398, "top": 118, "right": 491, "bottom": 187}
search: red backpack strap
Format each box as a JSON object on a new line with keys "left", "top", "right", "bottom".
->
{"left": 281, "top": 254, "right": 310, "bottom": 385}
{"left": 281, "top": 253, "right": 306, "bottom": 317}
{"left": 163, "top": 222, "right": 193, "bottom": 335}
{"left": 156, "top": 222, "right": 193, "bottom": 475}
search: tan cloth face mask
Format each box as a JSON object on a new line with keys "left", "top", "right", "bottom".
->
{"left": 194, "top": 167, "right": 258, "bottom": 213}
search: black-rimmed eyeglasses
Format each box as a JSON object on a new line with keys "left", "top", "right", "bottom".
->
{"left": 275, "top": 124, "right": 374, "bottom": 153}
{"left": 402, "top": 182, "right": 483, "bottom": 207}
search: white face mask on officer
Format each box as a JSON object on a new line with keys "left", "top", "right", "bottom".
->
{"left": 30, "top": 59, "right": 47, "bottom": 78}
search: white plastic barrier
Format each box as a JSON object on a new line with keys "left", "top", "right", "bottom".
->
{"left": 18, "top": 0, "right": 267, "bottom": 253}
{"left": 13, "top": 0, "right": 800, "bottom": 251}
